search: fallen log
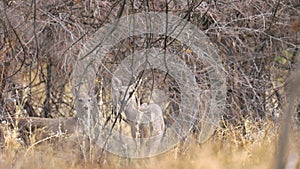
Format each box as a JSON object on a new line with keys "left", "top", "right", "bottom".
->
{"left": 16, "top": 117, "right": 79, "bottom": 134}
{"left": 0, "top": 117, "right": 80, "bottom": 146}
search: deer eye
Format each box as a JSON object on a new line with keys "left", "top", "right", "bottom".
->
{"left": 119, "top": 91, "right": 124, "bottom": 96}
{"left": 87, "top": 98, "right": 92, "bottom": 102}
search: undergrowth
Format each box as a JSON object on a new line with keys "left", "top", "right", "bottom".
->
{"left": 1, "top": 118, "right": 298, "bottom": 169}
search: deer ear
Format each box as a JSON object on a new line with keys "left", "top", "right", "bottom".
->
{"left": 112, "top": 77, "right": 122, "bottom": 90}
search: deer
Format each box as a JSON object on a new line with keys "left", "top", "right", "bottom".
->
{"left": 112, "top": 77, "right": 165, "bottom": 155}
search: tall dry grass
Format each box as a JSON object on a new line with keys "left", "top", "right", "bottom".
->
{"left": 1, "top": 117, "right": 298, "bottom": 169}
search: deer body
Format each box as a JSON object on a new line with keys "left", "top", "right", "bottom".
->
{"left": 112, "top": 77, "right": 165, "bottom": 139}
{"left": 140, "top": 103, "right": 165, "bottom": 136}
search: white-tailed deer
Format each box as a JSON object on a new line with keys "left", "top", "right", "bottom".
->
{"left": 112, "top": 77, "right": 165, "bottom": 144}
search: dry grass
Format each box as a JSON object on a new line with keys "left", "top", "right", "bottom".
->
{"left": 0, "top": 119, "right": 299, "bottom": 169}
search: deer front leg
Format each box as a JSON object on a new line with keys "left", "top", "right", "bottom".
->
{"left": 128, "top": 121, "right": 138, "bottom": 138}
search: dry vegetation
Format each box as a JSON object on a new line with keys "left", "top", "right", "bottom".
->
{"left": 0, "top": 0, "right": 300, "bottom": 168}
{"left": 0, "top": 120, "right": 298, "bottom": 169}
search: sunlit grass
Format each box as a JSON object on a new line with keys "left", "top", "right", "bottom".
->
{"left": 0, "top": 118, "right": 299, "bottom": 169}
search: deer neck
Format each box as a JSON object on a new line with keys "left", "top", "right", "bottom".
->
{"left": 124, "top": 95, "right": 140, "bottom": 122}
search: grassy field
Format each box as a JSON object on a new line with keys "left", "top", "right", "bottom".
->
{"left": 0, "top": 119, "right": 298, "bottom": 169}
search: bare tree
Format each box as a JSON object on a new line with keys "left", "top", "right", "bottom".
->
{"left": 0, "top": 0, "right": 299, "bottom": 165}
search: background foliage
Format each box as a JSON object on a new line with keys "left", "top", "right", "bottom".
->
{"left": 0, "top": 0, "right": 299, "bottom": 168}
